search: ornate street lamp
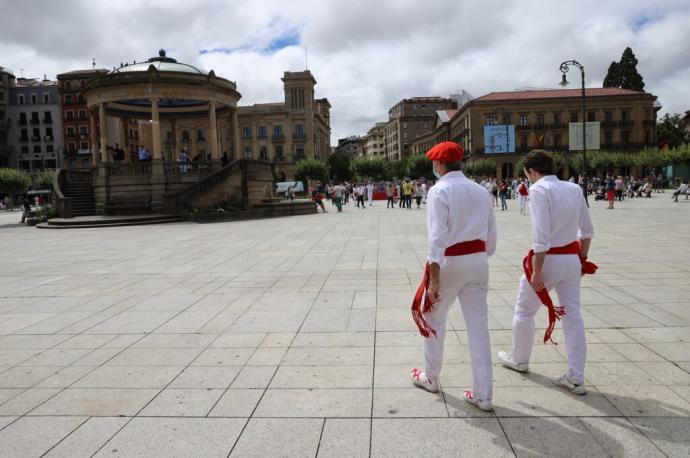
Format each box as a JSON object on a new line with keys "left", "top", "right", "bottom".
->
{"left": 559, "top": 60, "right": 589, "bottom": 206}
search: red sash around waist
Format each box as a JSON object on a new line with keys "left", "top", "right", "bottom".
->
{"left": 412, "top": 240, "right": 487, "bottom": 337}
{"left": 523, "top": 241, "right": 598, "bottom": 344}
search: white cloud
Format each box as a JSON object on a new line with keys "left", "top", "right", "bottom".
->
{"left": 2, "top": 0, "right": 688, "bottom": 143}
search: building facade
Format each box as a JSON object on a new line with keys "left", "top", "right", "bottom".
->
{"left": 233, "top": 71, "right": 330, "bottom": 178}
{"left": 336, "top": 135, "right": 361, "bottom": 156}
{"left": 7, "top": 77, "right": 64, "bottom": 175}
{"left": 365, "top": 122, "right": 386, "bottom": 158}
{"left": 0, "top": 67, "right": 15, "bottom": 167}
{"left": 413, "top": 88, "right": 659, "bottom": 178}
{"left": 383, "top": 97, "right": 456, "bottom": 161}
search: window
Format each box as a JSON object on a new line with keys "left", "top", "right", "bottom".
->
{"left": 79, "top": 126, "right": 88, "bottom": 135}
{"left": 502, "top": 114, "right": 511, "bottom": 125}
{"left": 79, "top": 110, "right": 86, "bottom": 119}
{"left": 570, "top": 112, "right": 578, "bottom": 123}
{"left": 273, "top": 125, "right": 283, "bottom": 138}
{"left": 644, "top": 110, "right": 651, "bottom": 121}
{"left": 44, "top": 94, "right": 50, "bottom": 103}
{"left": 68, "top": 142, "right": 76, "bottom": 152}
{"left": 621, "top": 110, "right": 630, "bottom": 121}
{"left": 520, "top": 134, "right": 527, "bottom": 148}
{"left": 32, "top": 128, "right": 40, "bottom": 140}
{"left": 553, "top": 113, "right": 561, "bottom": 125}
{"left": 243, "top": 146, "right": 252, "bottom": 158}
{"left": 196, "top": 129, "right": 206, "bottom": 141}
{"left": 33, "top": 145, "right": 42, "bottom": 154}
{"left": 587, "top": 111, "right": 596, "bottom": 122}
{"left": 20, "top": 146, "right": 29, "bottom": 154}
{"left": 275, "top": 145, "right": 284, "bottom": 160}
{"left": 257, "top": 126, "right": 267, "bottom": 138}
{"left": 604, "top": 131, "right": 613, "bottom": 146}
{"left": 18, "top": 94, "right": 25, "bottom": 104}
{"left": 43, "top": 111, "right": 52, "bottom": 123}
{"left": 45, "top": 127, "right": 53, "bottom": 140}
{"left": 182, "top": 130, "right": 190, "bottom": 142}
{"left": 44, "top": 159, "right": 57, "bottom": 169}
{"left": 0, "top": 91, "right": 4, "bottom": 101}
{"left": 31, "top": 112, "right": 39, "bottom": 124}
{"left": 32, "top": 159, "right": 43, "bottom": 170}
{"left": 294, "top": 124, "right": 305, "bottom": 138}
{"left": 65, "top": 82, "right": 71, "bottom": 91}
{"left": 554, "top": 133, "right": 561, "bottom": 148}
{"left": 621, "top": 131, "right": 630, "bottom": 146}
{"left": 20, "top": 128, "right": 28, "bottom": 140}
{"left": 402, "top": 123, "right": 407, "bottom": 129}
{"left": 485, "top": 116, "right": 496, "bottom": 126}
{"left": 31, "top": 94, "right": 37, "bottom": 104}
{"left": 259, "top": 145, "right": 268, "bottom": 160}
{"left": 296, "top": 145, "right": 305, "bottom": 157}
{"left": 66, "top": 111, "right": 74, "bottom": 120}
{"left": 242, "top": 126, "right": 252, "bottom": 139}
{"left": 536, "top": 114, "right": 545, "bottom": 126}
{"left": 19, "top": 160, "right": 31, "bottom": 170}
{"left": 46, "top": 145, "right": 54, "bottom": 153}
{"left": 519, "top": 114, "right": 528, "bottom": 126}
{"left": 19, "top": 113, "right": 27, "bottom": 125}
{"left": 65, "top": 95, "right": 71, "bottom": 105}
{"left": 80, "top": 142, "right": 88, "bottom": 150}
{"left": 67, "top": 127, "right": 75, "bottom": 135}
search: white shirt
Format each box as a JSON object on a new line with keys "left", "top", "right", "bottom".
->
{"left": 677, "top": 183, "right": 688, "bottom": 193}
{"left": 367, "top": 184, "right": 374, "bottom": 194}
{"left": 427, "top": 171, "right": 497, "bottom": 265}
{"left": 529, "top": 175, "right": 594, "bottom": 253}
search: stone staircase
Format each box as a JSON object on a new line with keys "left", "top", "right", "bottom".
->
{"left": 62, "top": 179, "right": 95, "bottom": 216}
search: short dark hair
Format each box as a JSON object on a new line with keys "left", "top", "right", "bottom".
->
{"left": 523, "top": 150, "right": 555, "bottom": 175}
{"left": 445, "top": 160, "right": 463, "bottom": 171}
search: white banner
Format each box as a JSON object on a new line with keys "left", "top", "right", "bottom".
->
{"left": 569, "top": 122, "right": 600, "bottom": 151}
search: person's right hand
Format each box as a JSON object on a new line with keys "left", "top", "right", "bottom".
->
{"left": 427, "top": 281, "right": 441, "bottom": 304}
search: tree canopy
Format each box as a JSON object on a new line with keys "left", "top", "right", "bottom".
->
{"left": 603, "top": 47, "right": 645, "bottom": 91}
{"left": 657, "top": 113, "right": 689, "bottom": 149}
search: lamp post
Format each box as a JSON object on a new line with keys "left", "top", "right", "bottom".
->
{"left": 559, "top": 59, "right": 589, "bottom": 207}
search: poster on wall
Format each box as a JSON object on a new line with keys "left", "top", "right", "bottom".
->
{"left": 484, "top": 125, "right": 515, "bottom": 153}
{"left": 569, "top": 122, "right": 600, "bottom": 150}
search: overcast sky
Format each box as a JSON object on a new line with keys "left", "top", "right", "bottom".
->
{"left": 1, "top": 0, "right": 688, "bottom": 144}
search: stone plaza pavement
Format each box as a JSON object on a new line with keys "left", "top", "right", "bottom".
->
{"left": 0, "top": 194, "right": 689, "bottom": 457}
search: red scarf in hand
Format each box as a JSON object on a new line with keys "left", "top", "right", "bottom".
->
{"left": 523, "top": 241, "right": 598, "bottom": 344}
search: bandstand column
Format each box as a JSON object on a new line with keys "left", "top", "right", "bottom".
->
{"left": 98, "top": 103, "right": 109, "bottom": 162}
{"left": 89, "top": 109, "right": 99, "bottom": 165}
{"left": 150, "top": 98, "right": 162, "bottom": 160}
{"left": 232, "top": 108, "right": 240, "bottom": 160}
{"left": 209, "top": 101, "right": 219, "bottom": 159}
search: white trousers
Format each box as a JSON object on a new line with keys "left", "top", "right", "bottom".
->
{"left": 519, "top": 196, "right": 527, "bottom": 212}
{"left": 422, "top": 253, "right": 492, "bottom": 401}
{"left": 511, "top": 254, "right": 587, "bottom": 384}
{"left": 368, "top": 192, "right": 373, "bottom": 204}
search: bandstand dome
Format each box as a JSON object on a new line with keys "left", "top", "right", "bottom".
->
{"left": 109, "top": 49, "right": 205, "bottom": 75}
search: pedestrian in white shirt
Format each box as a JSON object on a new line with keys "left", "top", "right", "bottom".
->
{"left": 411, "top": 141, "right": 497, "bottom": 412}
{"left": 367, "top": 181, "right": 375, "bottom": 206}
{"left": 498, "top": 150, "right": 597, "bottom": 395}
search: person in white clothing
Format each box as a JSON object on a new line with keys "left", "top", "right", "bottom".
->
{"left": 367, "top": 181, "right": 375, "bottom": 206}
{"left": 498, "top": 150, "right": 595, "bottom": 395}
{"left": 410, "top": 141, "right": 497, "bottom": 412}
{"left": 517, "top": 179, "right": 529, "bottom": 215}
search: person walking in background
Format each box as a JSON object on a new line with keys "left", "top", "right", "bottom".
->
{"left": 386, "top": 182, "right": 395, "bottom": 208}
{"left": 605, "top": 174, "right": 616, "bottom": 209}
{"left": 615, "top": 176, "right": 624, "bottom": 202}
{"left": 334, "top": 182, "right": 345, "bottom": 212}
{"left": 367, "top": 181, "right": 375, "bottom": 206}
{"left": 673, "top": 180, "right": 688, "bottom": 202}
{"left": 499, "top": 179, "right": 509, "bottom": 211}
{"left": 356, "top": 183, "right": 366, "bottom": 209}
{"left": 414, "top": 182, "right": 423, "bottom": 209}
{"left": 518, "top": 179, "right": 529, "bottom": 215}
{"left": 403, "top": 179, "right": 413, "bottom": 209}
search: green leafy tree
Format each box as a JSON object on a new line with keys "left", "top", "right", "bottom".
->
{"left": 384, "top": 157, "right": 409, "bottom": 180}
{"left": 603, "top": 47, "right": 645, "bottom": 91}
{"left": 352, "top": 158, "right": 386, "bottom": 181}
{"left": 407, "top": 154, "right": 434, "bottom": 180}
{"left": 33, "top": 171, "right": 55, "bottom": 190}
{"left": 0, "top": 168, "right": 32, "bottom": 207}
{"left": 294, "top": 158, "right": 329, "bottom": 184}
{"left": 657, "top": 113, "right": 689, "bottom": 149}
{"left": 327, "top": 153, "right": 352, "bottom": 182}
{"left": 467, "top": 158, "right": 497, "bottom": 177}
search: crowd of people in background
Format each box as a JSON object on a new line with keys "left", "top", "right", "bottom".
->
{"left": 295, "top": 171, "right": 688, "bottom": 214}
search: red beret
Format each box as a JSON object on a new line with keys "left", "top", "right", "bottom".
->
{"left": 425, "top": 141, "right": 464, "bottom": 162}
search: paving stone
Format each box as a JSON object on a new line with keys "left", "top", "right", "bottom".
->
{"left": 31, "top": 388, "right": 159, "bottom": 416}
{"left": 139, "top": 388, "right": 225, "bottom": 417}
{"left": 44, "top": 417, "right": 129, "bottom": 458}
{"left": 169, "top": 366, "right": 241, "bottom": 389}
{"left": 373, "top": 388, "right": 448, "bottom": 417}
{"left": 0, "top": 416, "right": 87, "bottom": 457}
{"left": 255, "top": 388, "right": 371, "bottom": 417}
{"left": 630, "top": 417, "right": 690, "bottom": 457}
{"left": 208, "top": 389, "right": 264, "bottom": 417}
{"left": 271, "top": 364, "right": 371, "bottom": 388}
{"left": 317, "top": 418, "right": 370, "bottom": 457}
{"left": 73, "top": 365, "right": 184, "bottom": 389}
{"left": 94, "top": 417, "right": 246, "bottom": 457}
{"left": 230, "top": 418, "right": 322, "bottom": 457}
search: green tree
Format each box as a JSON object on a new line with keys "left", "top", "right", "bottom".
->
{"left": 407, "top": 154, "right": 434, "bottom": 180}
{"left": 352, "top": 158, "right": 386, "bottom": 181}
{"left": 603, "top": 47, "right": 645, "bottom": 91}
{"left": 467, "top": 158, "right": 497, "bottom": 177}
{"left": 33, "top": 171, "right": 55, "bottom": 190}
{"left": 603, "top": 61, "right": 621, "bottom": 88}
{"left": 0, "top": 168, "right": 32, "bottom": 207}
{"left": 294, "top": 158, "right": 329, "bottom": 184}
{"left": 384, "top": 157, "right": 409, "bottom": 180}
{"left": 657, "top": 113, "right": 689, "bottom": 149}
{"left": 327, "top": 153, "right": 352, "bottom": 182}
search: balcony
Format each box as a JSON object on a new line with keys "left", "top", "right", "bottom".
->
{"left": 272, "top": 133, "right": 285, "bottom": 141}
{"left": 643, "top": 120, "right": 655, "bottom": 127}
{"left": 619, "top": 120, "right": 634, "bottom": 128}
{"left": 44, "top": 136, "right": 54, "bottom": 142}
{"left": 18, "top": 137, "right": 30, "bottom": 143}
{"left": 534, "top": 123, "right": 547, "bottom": 130}
{"left": 601, "top": 121, "right": 616, "bottom": 128}
{"left": 516, "top": 124, "right": 532, "bottom": 131}
{"left": 30, "top": 119, "right": 40, "bottom": 125}
{"left": 18, "top": 119, "right": 27, "bottom": 126}
{"left": 42, "top": 118, "right": 53, "bottom": 124}
{"left": 31, "top": 136, "right": 41, "bottom": 142}
{"left": 293, "top": 132, "right": 306, "bottom": 140}
{"left": 257, "top": 133, "right": 268, "bottom": 139}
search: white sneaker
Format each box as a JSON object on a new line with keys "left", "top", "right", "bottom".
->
{"left": 552, "top": 374, "right": 587, "bottom": 395}
{"left": 463, "top": 390, "right": 494, "bottom": 412}
{"left": 411, "top": 368, "right": 439, "bottom": 393}
{"left": 497, "top": 351, "right": 529, "bottom": 373}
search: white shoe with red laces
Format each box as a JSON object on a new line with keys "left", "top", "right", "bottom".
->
{"left": 463, "top": 390, "right": 494, "bottom": 412}
{"left": 411, "top": 368, "right": 439, "bottom": 393}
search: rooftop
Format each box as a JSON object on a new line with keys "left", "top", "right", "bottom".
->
{"left": 474, "top": 87, "right": 651, "bottom": 102}
{"left": 436, "top": 109, "right": 458, "bottom": 123}
{"left": 12, "top": 77, "right": 58, "bottom": 88}
{"left": 109, "top": 49, "right": 205, "bottom": 75}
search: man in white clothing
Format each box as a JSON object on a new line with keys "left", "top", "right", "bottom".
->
{"left": 410, "top": 141, "right": 497, "bottom": 412}
{"left": 367, "top": 181, "right": 375, "bottom": 206}
{"left": 498, "top": 150, "right": 595, "bottom": 395}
